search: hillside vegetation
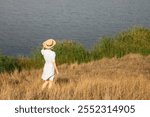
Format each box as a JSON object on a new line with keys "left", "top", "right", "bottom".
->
{"left": 0, "top": 54, "right": 150, "bottom": 100}
{"left": 1, "top": 27, "right": 150, "bottom": 73}
{"left": 0, "top": 27, "right": 150, "bottom": 99}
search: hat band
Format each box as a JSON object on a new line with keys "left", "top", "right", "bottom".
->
{"left": 46, "top": 41, "right": 53, "bottom": 46}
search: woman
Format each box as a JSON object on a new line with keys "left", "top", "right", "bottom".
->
{"left": 41, "top": 39, "right": 59, "bottom": 90}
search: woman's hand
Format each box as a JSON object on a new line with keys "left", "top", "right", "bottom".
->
{"left": 53, "top": 61, "right": 59, "bottom": 75}
{"left": 56, "top": 69, "right": 59, "bottom": 75}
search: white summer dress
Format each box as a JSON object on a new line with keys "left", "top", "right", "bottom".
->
{"left": 41, "top": 49, "right": 56, "bottom": 81}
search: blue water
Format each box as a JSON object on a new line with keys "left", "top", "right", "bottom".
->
{"left": 0, "top": 0, "right": 150, "bottom": 56}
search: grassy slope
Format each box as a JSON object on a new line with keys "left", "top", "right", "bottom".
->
{"left": 0, "top": 54, "right": 150, "bottom": 100}
{"left": 1, "top": 27, "right": 150, "bottom": 73}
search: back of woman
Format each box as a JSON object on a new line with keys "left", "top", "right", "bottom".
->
{"left": 41, "top": 39, "right": 59, "bottom": 90}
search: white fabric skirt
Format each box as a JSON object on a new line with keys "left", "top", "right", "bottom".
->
{"left": 41, "top": 63, "right": 54, "bottom": 81}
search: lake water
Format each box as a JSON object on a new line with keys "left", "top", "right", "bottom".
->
{"left": 0, "top": 0, "right": 150, "bottom": 56}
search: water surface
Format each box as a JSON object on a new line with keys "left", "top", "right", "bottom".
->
{"left": 0, "top": 0, "right": 150, "bottom": 56}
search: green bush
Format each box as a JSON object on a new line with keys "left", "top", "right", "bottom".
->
{"left": 91, "top": 37, "right": 115, "bottom": 59}
{"left": 53, "top": 40, "right": 90, "bottom": 64}
{"left": 30, "top": 47, "right": 44, "bottom": 68}
{"left": 91, "top": 27, "right": 150, "bottom": 59}
{"left": 0, "top": 55, "right": 21, "bottom": 73}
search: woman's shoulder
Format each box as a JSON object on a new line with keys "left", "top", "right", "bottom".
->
{"left": 41, "top": 49, "right": 49, "bottom": 55}
{"left": 50, "top": 50, "right": 56, "bottom": 56}
{"left": 50, "top": 50, "right": 55, "bottom": 53}
{"left": 41, "top": 49, "right": 55, "bottom": 55}
{"left": 41, "top": 49, "right": 45, "bottom": 55}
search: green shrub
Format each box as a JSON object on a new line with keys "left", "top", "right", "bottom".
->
{"left": 30, "top": 47, "right": 44, "bottom": 68}
{"left": 0, "top": 55, "right": 21, "bottom": 73}
{"left": 91, "top": 37, "right": 115, "bottom": 59}
{"left": 91, "top": 27, "right": 150, "bottom": 59}
{"left": 53, "top": 40, "right": 90, "bottom": 64}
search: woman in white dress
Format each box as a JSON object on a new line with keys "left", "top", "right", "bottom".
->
{"left": 41, "top": 39, "right": 59, "bottom": 90}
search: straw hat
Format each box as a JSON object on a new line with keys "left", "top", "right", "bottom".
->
{"left": 42, "top": 39, "right": 56, "bottom": 49}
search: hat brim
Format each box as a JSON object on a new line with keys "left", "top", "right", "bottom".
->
{"left": 43, "top": 39, "right": 56, "bottom": 49}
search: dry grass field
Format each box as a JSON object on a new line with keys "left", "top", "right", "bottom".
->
{"left": 0, "top": 54, "right": 150, "bottom": 100}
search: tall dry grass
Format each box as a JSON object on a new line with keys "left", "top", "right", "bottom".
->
{"left": 0, "top": 54, "right": 150, "bottom": 100}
